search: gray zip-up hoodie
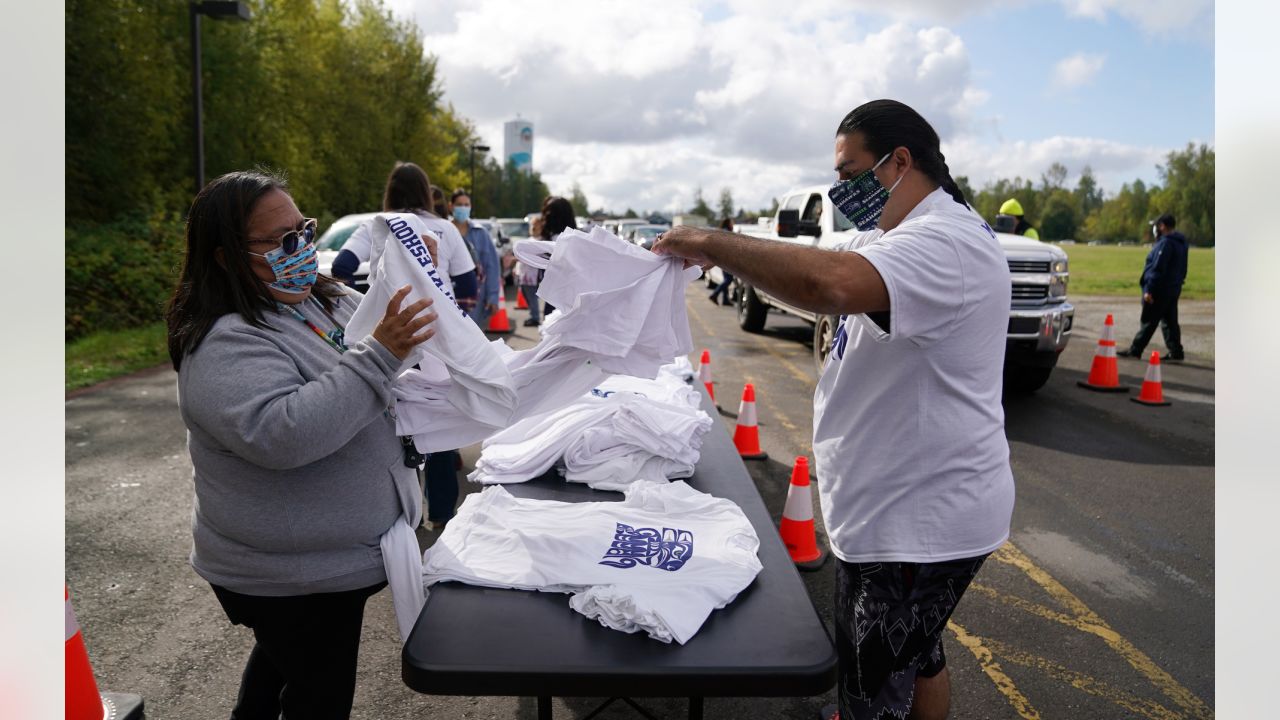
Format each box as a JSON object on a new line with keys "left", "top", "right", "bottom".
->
{"left": 177, "top": 291, "right": 421, "bottom": 596}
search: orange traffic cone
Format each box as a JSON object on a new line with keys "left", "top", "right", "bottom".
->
{"left": 697, "top": 349, "right": 715, "bottom": 403}
{"left": 1077, "top": 313, "right": 1128, "bottom": 393}
{"left": 487, "top": 296, "right": 514, "bottom": 334}
{"left": 1131, "top": 351, "right": 1172, "bottom": 406}
{"left": 516, "top": 287, "right": 529, "bottom": 310}
{"left": 732, "top": 383, "right": 768, "bottom": 460}
{"left": 66, "top": 585, "right": 145, "bottom": 720}
{"left": 780, "top": 457, "right": 827, "bottom": 570}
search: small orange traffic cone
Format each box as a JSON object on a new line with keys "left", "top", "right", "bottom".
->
{"left": 1077, "top": 313, "right": 1128, "bottom": 393}
{"left": 515, "top": 287, "right": 529, "bottom": 310}
{"left": 732, "top": 383, "right": 768, "bottom": 460}
{"left": 66, "top": 585, "right": 145, "bottom": 720}
{"left": 780, "top": 457, "right": 827, "bottom": 570}
{"left": 697, "top": 349, "right": 715, "bottom": 403}
{"left": 1131, "top": 351, "right": 1172, "bottom": 406}
{"left": 487, "top": 296, "right": 514, "bottom": 334}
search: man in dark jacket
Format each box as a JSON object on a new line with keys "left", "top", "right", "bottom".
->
{"left": 1119, "top": 213, "right": 1188, "bottom": 361}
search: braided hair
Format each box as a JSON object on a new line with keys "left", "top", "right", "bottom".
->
{"left": 835, "top": 99, "right": 968, "bottom": 208}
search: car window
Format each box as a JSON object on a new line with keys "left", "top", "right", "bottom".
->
{"left": 499, "top": 221, "right": 530, "bottom": 237}
{"left": 782, "top": 194, "right": 806, "bottom": 211}
{"left": 316, "top": 224, "right": 359, "bottom": 251}
{"left": 801, "top": 194, "right": 822, "bottom": 223}
{"left": 833, "top": 203, "right": 854, "bottom": 232}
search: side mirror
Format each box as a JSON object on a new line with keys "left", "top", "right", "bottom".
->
{"left": 797, "top": 220, "right": 822, "bottom": 237}
{"left": 776, "top": 209, "right": 800, "bottom": 238}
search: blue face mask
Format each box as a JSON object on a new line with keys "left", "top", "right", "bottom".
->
{"left": 453, "top": 205, "right": 472, "bottom": 222}
{"left": 828, "top": 152, "right": 905, "bottom": 231}
{"left": 248, "top": 220, "right": 319, "bottom": 295}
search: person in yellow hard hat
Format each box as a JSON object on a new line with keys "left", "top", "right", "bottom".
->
{"left": 994, "top": 198, "right": 1039, "bottom": 240}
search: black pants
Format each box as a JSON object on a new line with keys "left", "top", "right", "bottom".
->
{"left": 425, "top": 450, "right": 461, "bottom": 523}
{"left": 211, "top": 582, "right": 385, "bottom": 720}
{"left": 1128, "top": 289, "right": 1183, "bottom": 356}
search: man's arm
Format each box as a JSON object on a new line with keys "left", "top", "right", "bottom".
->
{"left": 652, "top": 226, "right": 888, "bottom": 316}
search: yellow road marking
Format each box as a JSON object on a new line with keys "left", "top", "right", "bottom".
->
{"left": 967, "top": 582, "right": 1113, "bottom": 637}
{"left": 981, "top": 637, "right": 1183, "bottom": 720}
{"left": 992, "top": 543, "right": 1213, "bottom": 719}
{"left": 949, "top": 621, "right": 1042, "bottom": 720}
{"left": 744, "top": 331, "right": 818, "bottom": 388}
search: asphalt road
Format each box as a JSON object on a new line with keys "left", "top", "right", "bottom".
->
{"left": 65, "top": 286, "right": 1214, "bottom": 719}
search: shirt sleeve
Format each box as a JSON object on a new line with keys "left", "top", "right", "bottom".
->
{"left": 339, "top": 220, "right": 374, "bottom": 262}
{"left": 850, "top": 221, "right": 965, "bottom": 346}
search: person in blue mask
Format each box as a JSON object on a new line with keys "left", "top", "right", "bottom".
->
{"left": 448, "top": 189, "right": 502, "bottom": 330}
{"left": 166, "top": 170, "right": 437, "bottom": 718}
{"left": 654, "top": 99, "right": 1012, "bottom": 720}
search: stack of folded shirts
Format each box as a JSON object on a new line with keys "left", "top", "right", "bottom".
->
{"left": 470, "top": 361, "right": 712, "bottom": 491}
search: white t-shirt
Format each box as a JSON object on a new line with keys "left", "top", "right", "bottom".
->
{"left": 813, "top": 187, "right": 1014, "bottom": 563}
{"left": 422, "top": 481, "right": 762, "bottom": 644}
{"left": 342, "top": 211, "right": 475, "bottom": 293}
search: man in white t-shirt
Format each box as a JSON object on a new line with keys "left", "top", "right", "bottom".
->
{"left": 653, "top": 99, "right": 1013, "bottom": 720}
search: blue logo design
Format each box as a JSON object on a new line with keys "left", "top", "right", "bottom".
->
{"left": 831, "top": 315, "right": 849, "bottom": 361}
{"left": 599, "top": 523, "right": 694, "bottom": 571}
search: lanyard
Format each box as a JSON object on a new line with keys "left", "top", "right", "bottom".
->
{"left": 278, "top": 298, "right": 347, "bottom": 354}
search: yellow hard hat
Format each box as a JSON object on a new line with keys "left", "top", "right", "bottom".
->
{"left": 999, "top": 199, "right": 1024, "bottom": 216}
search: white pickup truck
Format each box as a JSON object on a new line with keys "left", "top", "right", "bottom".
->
{"left": 728, "top": 186, "right": 1074, "bottom": 392}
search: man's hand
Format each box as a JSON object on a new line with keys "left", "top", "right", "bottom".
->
{"left": 1143, "top": 292, "right": 1154, "bottom": 304}
{"left": 650, "top": 226, "right": 715, "bottom": 271}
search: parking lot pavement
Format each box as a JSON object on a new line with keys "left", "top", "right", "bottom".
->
{"left": 64, "top": 286, "right": 1214, "bottom": 718}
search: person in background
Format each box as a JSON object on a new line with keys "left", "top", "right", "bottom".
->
{"left": 654, "top": 99, "right": 1013, "bottom": 720}
{"left": 166, "top": 170, "right": 436, "bottom": 718}
{"left": 332, "top": 161, "right": 477, "bottom": 529}
{"left": 708, "top": 216, "right": 737, "bottom": 306}
{"left": 449, "top": 189, "right": 501, "bottom": 329}
{"left": 519, "top": 216, "right": 545, "bottom": 327}
{"left": 430, "top": 184, "right": 449, "bottom": 220}
{"left": 536, "top": 196, "right": 578, "bottom": 321}
{"left": 993, "top": 198, "right": 1039, "bottom": 240}
{"left": 1118, "top": 212, "right": 1188, "bottom": 361}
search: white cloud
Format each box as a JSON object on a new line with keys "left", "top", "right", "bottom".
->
{"left": 1059, "top": 0, "right": 1213, "bottom": 35}
{"left": 1052, "top": 53, "right": 1106, "bottom": 89}
{"left": 387, "top": 0, "right": 1186, "bottom": 213}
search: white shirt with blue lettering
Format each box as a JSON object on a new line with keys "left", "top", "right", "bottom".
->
{"left": 342, "top": 211, "right": 475, "bottom": 293}
{"left": 813, "top": 187, "right": 1015, "bottom": 563}
{"left": 422, "top": 481, "right": 761, "bottom": 644}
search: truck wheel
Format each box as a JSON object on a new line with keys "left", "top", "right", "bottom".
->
{"left": 813, "top": 314, "right": 839, "bottom": 370}
{"left": 1004, "top": 364, "right": 1054, "bottom": 394}
{"left": 737, "top": 284, "right": 767, "bottom": 333}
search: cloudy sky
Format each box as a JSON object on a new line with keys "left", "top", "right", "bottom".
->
{"left": 384, "top": 0, "right": 1214, "bottom": 215}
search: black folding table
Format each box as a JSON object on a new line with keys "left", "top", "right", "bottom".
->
{"left": 401, "top": 390, "right": 837, "bottom": 718}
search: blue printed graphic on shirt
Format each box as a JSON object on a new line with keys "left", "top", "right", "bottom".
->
{"left": 831, "top": 315, "right": 849, "bottom": 361}
{"left": 599, "top": 523, "right": 693, "bottom": 571}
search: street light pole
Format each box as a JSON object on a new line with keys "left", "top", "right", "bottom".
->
{"left": 470, "top": 143, "right": 490, "bottom": 214}
{"left": 189, "top": 2, "right": 251, "bottom": 195}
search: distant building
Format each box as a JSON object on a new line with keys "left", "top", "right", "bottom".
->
{"left": 504, "top": 119, "right": 534, "bottom": 174}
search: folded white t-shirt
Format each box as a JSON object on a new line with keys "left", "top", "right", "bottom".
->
{"left": 421, "top": 482, "right": 762, "bottom": 644}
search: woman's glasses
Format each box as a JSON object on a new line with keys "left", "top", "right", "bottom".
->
{"left": 250, "top": 218, "right": 318, "bottom": 255}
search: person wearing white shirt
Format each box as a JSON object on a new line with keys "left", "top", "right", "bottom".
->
{"left": 653, "top": 99, "right": 1012, "bottom": 720}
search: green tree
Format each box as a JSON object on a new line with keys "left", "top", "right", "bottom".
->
{"left": 689, "top": 186, "right": 714, "bottom": 218}
{"left": 1039, "top": 189, "right": 1080, "bottom": 241}
{"left": 1074, "top": 166, "right": 1104, "bottom": 217}
{"left": 623, "top": 208, "right": 638, "bottom": 219}
{"left": 717, "top": 187, "right": 735, "bottom": 221}
{"left": 1040, "top": 162, "right": 1068, "bottom": 192}
{"left": 1150, "top": 143, "right": 1214, "bottom": 246}
{"left": 568, "top": 182, "right": 590, "bottom": 216}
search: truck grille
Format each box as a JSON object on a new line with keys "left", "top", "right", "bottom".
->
{"left": 1012, "top": 284, "right": 1049, "bottom": 301}
{"left": 1008, "top": 260, "right": 1050, "bottom": 273}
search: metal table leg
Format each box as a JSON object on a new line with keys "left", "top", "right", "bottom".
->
{"left": 538, "top": 696, "right": 553, "bottom": 720}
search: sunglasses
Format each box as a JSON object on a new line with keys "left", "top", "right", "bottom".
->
{"left": 249, "top": 218, "right": 318, "bottom": 255}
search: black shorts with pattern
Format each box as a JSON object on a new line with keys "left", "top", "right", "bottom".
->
{"left": 833, "top": 553, "right": 989, "bottom": 720}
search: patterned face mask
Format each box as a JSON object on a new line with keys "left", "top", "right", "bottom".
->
{"left": 828, "top": 152, "right": 905, "bottom": 232}
{"left": 248, "top": 219, "right": 319, "bottom": 295}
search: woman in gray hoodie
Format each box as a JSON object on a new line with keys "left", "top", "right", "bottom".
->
{"left": 165, "top": 170, "right": 437, "bottom": 719}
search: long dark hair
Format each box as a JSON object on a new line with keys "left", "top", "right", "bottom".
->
{"left": 539, "top": 196, "right": 577, "bottom": 239}
{"left": 165, "top": 170, "right": 342, "bottom": 370}
{"left": 383, "top": 161, "right": 433, "bottom": 213}
{"left": 835, "top": 99, "right": 968, "bottom": 208}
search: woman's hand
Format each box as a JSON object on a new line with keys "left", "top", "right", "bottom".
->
{"left": 373, "top": 285, "right": 437, "bottom": 360}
